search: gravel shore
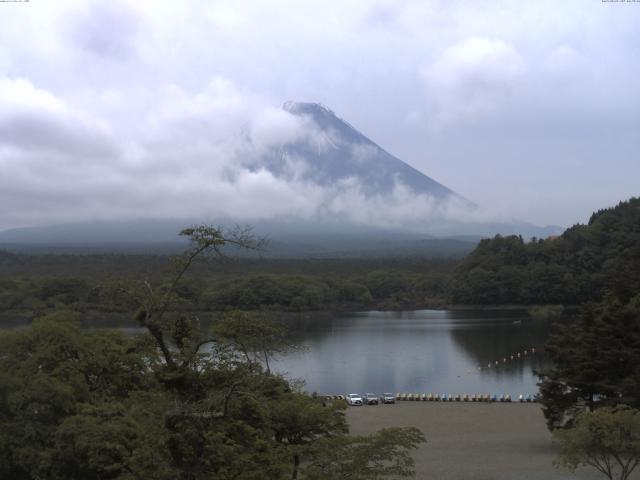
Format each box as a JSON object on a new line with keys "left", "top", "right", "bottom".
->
{"left": 346, "top": 402, "right": 631, "bottom": 480}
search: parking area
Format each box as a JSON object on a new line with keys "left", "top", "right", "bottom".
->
{"left": 346, "top": 402, "right": 610, "bottom": 480}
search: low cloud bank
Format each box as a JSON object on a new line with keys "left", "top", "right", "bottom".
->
{"left": 0, "top": 76, "right": 496, "bottom": 233}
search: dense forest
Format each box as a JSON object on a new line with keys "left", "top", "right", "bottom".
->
{"left": 449, "top": 197, "right": 640, "bottom": 306}
{"left": 1, "top": 197, "right": 638, "bottom": 325}
{"left": 0, "top": 256, "right": 453, "bottom": 324}
{"left": 531, "top": 202, "right": 640, "bottom": 461}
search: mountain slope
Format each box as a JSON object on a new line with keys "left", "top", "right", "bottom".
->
{"left": 257, "top": 102, "right": 468, "bottom": 202}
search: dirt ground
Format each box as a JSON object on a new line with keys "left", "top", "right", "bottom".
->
{"left": 346, "top": 402, "right": 634, "bottom": 480}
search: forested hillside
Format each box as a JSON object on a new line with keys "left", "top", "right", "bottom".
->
{"left": 449, "top": 197, "right": 640, "bottom": 305}
{"left": 0, "top": 255, "right": 453, "bottom": 324}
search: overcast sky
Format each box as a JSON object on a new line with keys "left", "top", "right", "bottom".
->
{"left": 0, "top": 0, "right": 638, "bottom": 231}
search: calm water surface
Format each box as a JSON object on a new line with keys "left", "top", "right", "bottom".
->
{"left": 1, "top": 309, "right": 550, "bottom": 397}
{"left": 274, "top": 309, "right": 550, "bottom": 397}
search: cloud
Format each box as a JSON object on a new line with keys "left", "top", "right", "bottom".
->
{"left": 66, "top": 0, "right": 141, "bottom": 60}
{"left": 422, "top": 37, "right": 526, "bottom": 128}
{"left": 542, "top": 45, "right": 583, "bottom": 87}
{"left": 0, "top": 0, "right": 638, "bottom": 229}
{"left": 0, "top": 78, "right": 117, "bottom": 158}
{"left": 0, "top": 74, "right": 483, "bottom": 232}
{"left": 315, "top": 179, "right": 481, "bottom": 231}
{"left": 350, "top": 143, "right": 380, "bottom": 165}
{"left": 546, "top": 45, "right": 578, "bottom": 71}
{"left": 362, "top": 1, "right": 406, "bottom": 28}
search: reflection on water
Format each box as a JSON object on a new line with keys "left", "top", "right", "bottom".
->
{"left": 0, "top": 309, "right": 551, "bottom": 397}
{"left": 274, "top": 310, "right": 550, "bottom": 397}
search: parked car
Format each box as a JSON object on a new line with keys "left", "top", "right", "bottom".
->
{"left": 346, "top": 393, "right": 363, "bottom": 406}
{"left": 380, "top": 393, "right": 396, "bottom": 404}
{"left": 364, "top": 393, "right": 379, "bottom": 405}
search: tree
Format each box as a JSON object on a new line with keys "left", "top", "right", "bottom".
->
{"left": 118, "top": 226, "right": 265, "bottom": 370}
{"left": 554, "top": 406, "right": 640, "bottom": 480}
{"left": 537, "top": 294, "right": 640, "bottom": 429}
{"left": 302, "top": 427, "right": 426, "bottom": 480}
{"left": 0, "top": 312, "right": 172, "bottom": 480}
{"left": 1, "top": 225, "right": 426, "bottom": 479}
{"left": 449, "top": 197, "right": 640, "bottom": 306}
{"left": 213, "top": 310, "right": 299, "bottom": 374}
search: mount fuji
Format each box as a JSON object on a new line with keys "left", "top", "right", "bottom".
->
{"left": 0, "top": 102, "right": 560, "bottom": 256}
{"left": 260, "top": 101, "right": 468, "bottom": 203}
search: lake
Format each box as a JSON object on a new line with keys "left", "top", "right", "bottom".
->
{"left": 0, "top": 308, "right": 551, "bottom": 398}
{"left": 274, "top": 309, "right": 550, "bottom": 397}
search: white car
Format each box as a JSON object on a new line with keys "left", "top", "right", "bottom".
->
{"left": 346, "top": 393, "right": 363, "bottom": 406}
{"left": 381, "top": 393, "right": 396, "bottom": 404}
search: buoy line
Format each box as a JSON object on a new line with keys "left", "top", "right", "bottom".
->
{"left": 475, "top": 346, "right": 538, "bottom": 373}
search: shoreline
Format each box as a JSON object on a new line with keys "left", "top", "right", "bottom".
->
{"left": 0, "top": 303, "right": 572, "bottom": 328}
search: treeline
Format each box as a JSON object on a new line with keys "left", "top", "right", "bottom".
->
{"left": 0, "top": 257, "right": 454, "bottom": 321}
{"left": 449, "top": 197, "right": 640, "bottom": 305}
{"left": 203, "top": 269, "right": 449, "bottom": 311}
